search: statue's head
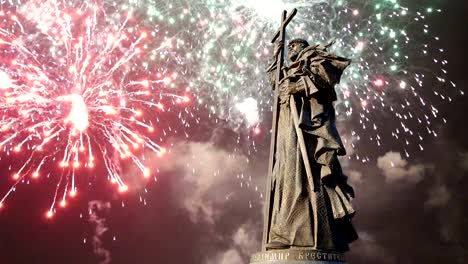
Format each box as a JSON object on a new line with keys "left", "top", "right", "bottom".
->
{"left": 288, "top": 38, "right": 309, "bottom": 61}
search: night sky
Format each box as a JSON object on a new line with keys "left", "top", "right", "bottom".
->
{"left": 0, "top": 0, "right": 467, "bottom": 264}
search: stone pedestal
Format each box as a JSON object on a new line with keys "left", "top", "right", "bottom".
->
{"left": 250, "top": 249, "right": 346, "bottom": 264}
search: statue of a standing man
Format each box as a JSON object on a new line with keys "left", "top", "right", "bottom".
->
{"left": 264, "top": 38, "right": 358, "bottom": 252}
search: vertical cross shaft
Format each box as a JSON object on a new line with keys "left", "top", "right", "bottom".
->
{"left": 262, "top": 8, "right": 297, "bottom": 250}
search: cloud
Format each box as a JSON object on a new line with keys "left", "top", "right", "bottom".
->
{"left": 424, "top": 185, "right": 451, "bottom": 208}
{"left": 232, "top": 223, "right": 261, "bottom": 255}
{"left": 206, "top": 222, "right": 260, "bottom": 264}
{"left": 88, "top": 200, "right": 112, "bottom": 264}
{"left": 151, "top": 140, "right": 265, "bottom": 264}
{"left": 348, "top": 170, "right": 363, "bottom": 184}
{"left": 348, "top": 231, "right": 396, "bottom": 264}
{"left": 155, "top": 141, "right": 249, "bottom": 224}
{"left": 207, "top": 249, "right": 244, "bottom": 264}
{"left": 377, "top": 151, "right": 425, "bottom": 183}
{"left": 117, "top": 127, "right": 264, "bottom": 264}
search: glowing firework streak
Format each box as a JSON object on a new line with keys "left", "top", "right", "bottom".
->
{"left": 0, "top": 0, "right": 190, "bottom": 216}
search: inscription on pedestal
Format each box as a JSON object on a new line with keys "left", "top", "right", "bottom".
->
{"left": 250, "top": 249, "right": 346, "bottom": 263}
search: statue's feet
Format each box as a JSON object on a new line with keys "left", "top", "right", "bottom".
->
{"left": 266, "top": 240, "right": 290, "bottom": 250}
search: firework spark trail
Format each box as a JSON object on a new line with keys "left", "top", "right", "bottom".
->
{"left": 0, "top": 0, "right": 190, "bottom": 215}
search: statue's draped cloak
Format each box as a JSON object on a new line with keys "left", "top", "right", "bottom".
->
{"left": 266, "top": 43, "right": 357, "bottom": 251}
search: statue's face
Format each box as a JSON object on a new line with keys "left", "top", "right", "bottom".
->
{"left": 288, "top": 42, "right": 304, "bottom": 61}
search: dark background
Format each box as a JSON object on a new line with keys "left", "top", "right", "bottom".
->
{"left": 0, "top": 0, "right": 467, "bottom": 263}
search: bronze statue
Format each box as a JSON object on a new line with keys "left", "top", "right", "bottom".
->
{"left": 260, "top": 9, "right": 357, "bottom": 255}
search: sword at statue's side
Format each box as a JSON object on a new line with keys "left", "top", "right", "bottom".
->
{"left": 262, "top": 8, "right": 297, "bottom": 250}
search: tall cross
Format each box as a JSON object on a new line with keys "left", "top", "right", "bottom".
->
{"left": 262, "top": 8, "right": 297, "bottom": 250}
